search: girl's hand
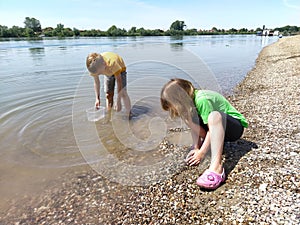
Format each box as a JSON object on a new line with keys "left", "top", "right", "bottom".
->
{"left": 185, "top": 149, "right": 204, "bottom": 166}
{"left": 95, "top": 99, "right": 100, "bottom": 109}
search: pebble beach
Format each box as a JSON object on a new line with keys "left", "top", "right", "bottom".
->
{"left": 1, "top": 35, "right": 300, "bottom": 224}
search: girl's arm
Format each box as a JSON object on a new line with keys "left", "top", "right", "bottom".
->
{"left": 190, "top": 128, "right": 205, "bottom": 149}
{"left": 185, "top": 118, "right": 210, "bottom": 166}
{"left": 198, "top": 130, "right": 211, "bottom": 155}
{"left": 93, "top": 76, "right": 100, "bottom": 109}
{"left": 187, "top": 119, "right": 207, "bottom": 148}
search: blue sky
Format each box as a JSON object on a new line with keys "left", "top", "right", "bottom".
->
{"left": 0, "top": 0, "right": 299, "bottom": 30}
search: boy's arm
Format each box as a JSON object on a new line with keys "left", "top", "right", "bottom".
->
{"left": 93, "top": 76, "right": 101, "bottom": 109}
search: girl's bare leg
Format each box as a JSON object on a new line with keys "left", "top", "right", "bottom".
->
{"left": 207, "top": 111, "right": 225, "bottom": 174}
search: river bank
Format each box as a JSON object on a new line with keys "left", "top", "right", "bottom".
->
{"left": 1, "top": 35, "right": 299, "bottom": 224}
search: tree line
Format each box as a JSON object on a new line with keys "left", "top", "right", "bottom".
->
{"left": 0, "top": 17, "right": 299, "bottom": 38}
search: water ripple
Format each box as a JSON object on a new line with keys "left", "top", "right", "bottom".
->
{"left": 0, "top": 82, "right": 88, "bottom": 168}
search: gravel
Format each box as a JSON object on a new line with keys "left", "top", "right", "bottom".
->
{"left": 1, "top": 35, "right": 299, "bottom": 225}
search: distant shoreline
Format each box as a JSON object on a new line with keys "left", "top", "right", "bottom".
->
{"left": 1, "top": 22, "right": 299, "bottom": 38}
{"left": 1, "top": 33, "right": 297, "bottom": 40}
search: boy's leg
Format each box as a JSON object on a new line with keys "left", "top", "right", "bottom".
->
{"left": 118, "top": 71, "right": 131, "bottom": 114}
{"left": 104, "top": 75, "right": 115, "bottom": 111}
{"left": 106, "top": 91, "right": 114, "bottom": 110}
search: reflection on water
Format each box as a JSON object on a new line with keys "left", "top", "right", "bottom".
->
{"left": 29, "top": 47, "right": 45, "bottom": 54}
{"left": 261, "top": 35, "right": 271, "bottom": 47}
{"left": 170, "top": 36, "right": 184, "bottom": 50}
{"left": 0, "top": 35, "right": 279, "bottom": 211}
{"left": 29, "top": 47, "right": 45, "bottom": 65}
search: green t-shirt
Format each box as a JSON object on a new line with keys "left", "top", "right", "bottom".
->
{"left": 194, "top": 90, "right": 248, "bottom": 128}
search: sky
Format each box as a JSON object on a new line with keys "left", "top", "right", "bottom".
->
{"left": 0, "top": 0, "right": 299, "bottom": 31}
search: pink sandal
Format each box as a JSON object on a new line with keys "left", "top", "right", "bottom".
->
{"left": 196, "top": 169, "right": 226, "bottom": 190}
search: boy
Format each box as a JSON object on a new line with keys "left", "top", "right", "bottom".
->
{"left": 86, "top": 52, "right": 131, "bottom": 117}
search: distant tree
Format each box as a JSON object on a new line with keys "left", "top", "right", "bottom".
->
{"left": 107, "top": 25, "right": 126, "bottom": 36}
{"left": 73, "top": 28, "right": 80, "bottom": 36}
{"left": 149, "top": 29, "right": 162, "bottom": 36}
{"left": 289, "top": 26, "right": 298, "bottom": 32}
{"left": 185, "top": 28, "right": 198, "bottom": 35}
{"left": 43, "top": 27, "right": 54, "bottom": 37}
{"left": 10, "top": 26, "right": 23, "bottom": 37}
{"left": 54, "top": 23, "right": 67, "bottom": 37}
{"left": 273, "top": 25, "right": 299, "bottom": 34}
{"left": 107, "top": 25, "right": 117, "bottom": 33}
{"left": 136, "top": 27, "right": 146, "bottom": 36}
{"left": 24, "top": 28, "right": 35, "bottom": 37}
{"left": 0, "top": 25, "right": 10, "bottom": 37}
{"left": 211, "top": 27, "right": 218, "bottom": 32}
{"left": 64, "top": 28, "right": 74, "bottom": 36}
{"left": 228, "top": 28, "right": 238, "bottom": 33}
{"left": 129, "top": 27, "right": 137, "bottom": 32}
{"left": 56, "top": 23, "right": 64, "bottom": 32}
{"left": 24, "top": 17, "right": 42, "bottom": 33}
{"left": 170, "top": 20, "right": 186, "bottom": 31}
{"left": 82, "top": 29, "right": 96, "bottom": 36}
{"left": 80, "top": 29, "right": 106, "bottom": 37}
{"left": 128, "top": 26, "right": 137, "bottom": 36}
{"left": 238, "top": 28, "right": 248, "bottom": 33}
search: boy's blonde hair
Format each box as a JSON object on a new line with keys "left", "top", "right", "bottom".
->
{"left": 161, "top": 78, "right": 197, "bottom": 121}
{"left": 86, "top": 53, "right": 105, "bottom": 75}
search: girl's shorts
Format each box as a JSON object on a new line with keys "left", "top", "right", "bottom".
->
{"left": 221, "top": 112, "right": 244, "bottom": 142}
{"left": 104, "top": 71, "right": 127, "bottom": 93}
{"left": 195, "top": 111, "right": 244, "bottom": 142}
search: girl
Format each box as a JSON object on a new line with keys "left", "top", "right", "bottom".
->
{"left": 160, "top": 78, "right": 248, "bottom": 190}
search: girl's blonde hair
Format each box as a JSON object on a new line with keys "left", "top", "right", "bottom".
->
{"left": 160, "top": 78, "right": 197, "bottom": 121}
{"left": 86, "top": 53, "right": 105, "bottom": 75}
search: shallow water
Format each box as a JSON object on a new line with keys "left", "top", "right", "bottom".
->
{"left": 0, "top": 35, "right": 278, "bottom": 210}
